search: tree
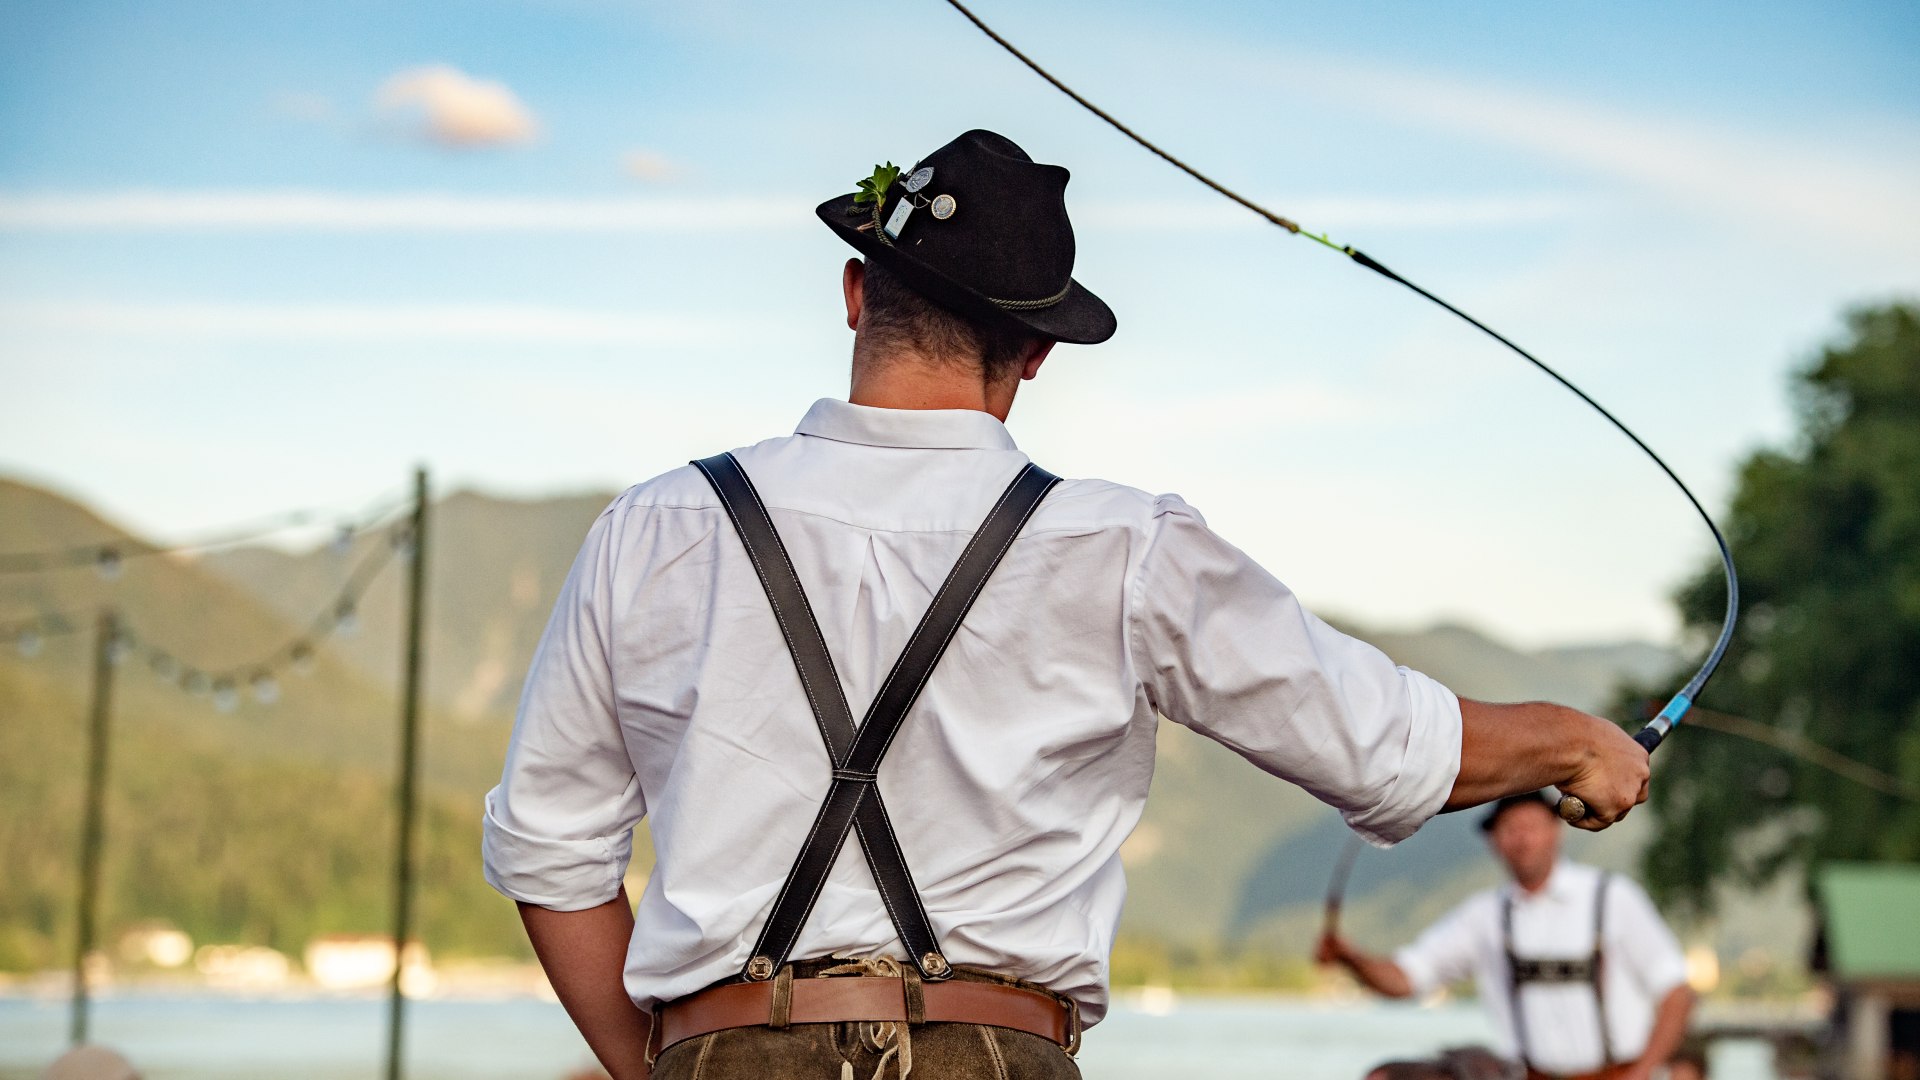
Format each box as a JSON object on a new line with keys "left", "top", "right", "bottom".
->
{"left": 1638, "top": 301, "right": 1920, "bottom": 915}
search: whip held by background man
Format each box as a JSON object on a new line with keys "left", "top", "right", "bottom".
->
{"left": 480, "top": 129, "right": 1653, "bottom": 1080}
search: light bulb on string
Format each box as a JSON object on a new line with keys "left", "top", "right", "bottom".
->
{"left": 333, "top": 601, "right": 359, "bottom": 638}
{"left": 211, "top": 679, "right": 239, "bottom": 714}
{"left": 150, "top": 652, "right": 181, "bottom": 682}
{"left": 289, "top": 642, "right": 316, "bottom": 675}
{"left": 95, "top": 548, "right": 123, "bottom": 581}
{"left": 249, "top": 671, "right": 280, "bottom": 705}
{"left": 105, "top": 635, "right": 131, "bottom": 666}
{"left": 184, "top": 670, "right": 211, "bottom": 696}
{"left": 16, "top": 630, "right": 42, "bottom": 658}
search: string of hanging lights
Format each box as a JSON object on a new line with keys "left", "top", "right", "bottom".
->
{"left": 0, "top": 489, "right": 411, "bottom": 576}
{"left": 2, "top": 502, "right": 412, "bottom": 713}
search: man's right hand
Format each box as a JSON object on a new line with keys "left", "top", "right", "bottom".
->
{"left": 1556, "top": 711, "right": 1651, "bottom": 831}
{"left": 1449, "top": 699, "right": 1653, "bottom": 829}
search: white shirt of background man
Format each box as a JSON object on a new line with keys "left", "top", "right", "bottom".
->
{"left": 1394, "top": 860, "right": 1690, "bottom": 1074}
{"left": 483, "top": 398, "right": 1464, "bottom": 1023}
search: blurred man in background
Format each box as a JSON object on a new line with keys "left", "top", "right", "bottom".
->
{"left": 1320, "top": 791, "right": 1694, "bottom": 1080}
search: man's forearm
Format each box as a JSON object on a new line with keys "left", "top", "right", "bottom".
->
{"left": 1448, "top": 699, "right": 1649, "bottom": 827}
{"left": 1449, "top": 699, "right": 1585, "bottom": 808}
{"left": 1636, "top": 985, "right": 1696, "bottom": 1069}
{"left": 519, "top": 887, "right": 653, "bottom": 1080}
{"left": 1324, "top": 938, "right": 1415, "bottom": 998}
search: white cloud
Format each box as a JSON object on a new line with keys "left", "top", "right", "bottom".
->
{"left": 0, "top": 191, "right": 794, "bottom": 232}
{"left": 622, "top": 150, "right": 683, "bottom": 183}
{"left": 1075, "top": 192, "right": 1593, "bottom": 232}
{"left": 376, "top": 65, "right": 538, "bottom": 147}
{"left": 0, "top": 189, "right": 1583, "bottom": 234}
{"left": 0, "top": 300, "right": 777, "bottom": 347}
{"left": 1254, "top": 56, "right": 1920, "bottom": 256}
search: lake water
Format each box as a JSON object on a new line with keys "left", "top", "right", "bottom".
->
{"left": 0, "top": 992, "right": 1778, "bottom": 1080}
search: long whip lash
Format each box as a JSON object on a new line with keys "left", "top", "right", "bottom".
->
{"left": 940, "top": 0, "right": 1740, "bottom": 820}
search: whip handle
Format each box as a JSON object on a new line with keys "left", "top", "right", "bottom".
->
{"left": 1555, "top": 724, "right": 1666, "bottom": 821}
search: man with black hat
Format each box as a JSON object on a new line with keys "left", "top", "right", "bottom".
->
{"left": 1317, "top": 792, "right": 1695, "bottom": 1080}
{"left": 482, "top": 129, "right": 1655, "bottom": 1080}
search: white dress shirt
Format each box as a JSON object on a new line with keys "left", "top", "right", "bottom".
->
{"left": 1394, "top": 860, "right": 1690, "bottom": 1073}
{"left": 483, "top": 398, "right": 1463, "bottom": 1022}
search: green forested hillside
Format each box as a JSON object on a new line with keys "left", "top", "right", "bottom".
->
{"left": 0, "top": 478, "right": 528, "bottom": 971}
{"left": 0, "top": 657, "right": 526, "bottom": 971}
{"left": 204, "top": 489, "right": 615, "bottom": 724}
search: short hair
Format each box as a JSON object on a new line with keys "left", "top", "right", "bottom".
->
{"left": 857, "top": 261, "right": 1042, "bottom": 383}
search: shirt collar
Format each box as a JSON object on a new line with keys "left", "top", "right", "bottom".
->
{"left": 795, "top": 398, "right": 1020, "bottom": 452}
{"left": 1513, "top": 859, "right": 1585, "bottom": 904}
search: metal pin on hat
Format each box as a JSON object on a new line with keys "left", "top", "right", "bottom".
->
{"left": 884, "top": 197, "right": 914, "bottom": 239}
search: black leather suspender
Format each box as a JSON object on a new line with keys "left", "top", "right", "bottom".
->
{"left": 692, "top": 452, "right": 1060, "bottom": 983}
{"left": 1502, "top": 872, "right": 1615, "bottom": 1070}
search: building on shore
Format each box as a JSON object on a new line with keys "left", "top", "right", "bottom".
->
{"left": 116, "top": 921, "right": 193, "bottom": 969}
{"left": 192, "top": 944, "right": 291, "bottom": 989}
{"left": 1813, "top": 862, "right": 1920, "bottom": 1078}
{"left": 304, "top": 934, "right": 435, "bottom": 996}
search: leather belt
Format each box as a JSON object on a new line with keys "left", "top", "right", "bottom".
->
{"left": 651, "top": 976, "right": 1080, "bottom": 1058}
{"left": 1526, "top": 1067, "right": 1632, "bottom": 1080}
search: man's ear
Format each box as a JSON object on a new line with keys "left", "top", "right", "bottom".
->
{"left": 1021, "top": 340, "right": 1055, "bottom": 381}
{"left": 843, "top": 258, "right": 865, "bottom": 331}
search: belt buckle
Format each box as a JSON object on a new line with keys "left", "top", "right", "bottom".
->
{"left": 1063, "top": 992, "right": 1082, "bottom": 1056}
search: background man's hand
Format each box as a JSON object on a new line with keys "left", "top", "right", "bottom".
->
{"left": 1558, "top": 712, "right": 1650, "bottom": 831}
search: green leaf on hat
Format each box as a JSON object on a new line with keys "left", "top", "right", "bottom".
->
{"left": 854, "top": 162, "right": 902, "bottom": 207}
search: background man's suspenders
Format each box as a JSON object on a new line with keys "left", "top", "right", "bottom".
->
{"left": 693, "top": 453, "right": 1060, "bottom": 984}
{"left": 1502, "top": 873, "right": 1615, "bottom": 1072}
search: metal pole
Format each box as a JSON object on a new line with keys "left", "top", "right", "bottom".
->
{"left": 70, "top": 608, "right": 117, "bottom": 1046}
{"left": 384, "top": 468, "right": 429, "bottom": 1080}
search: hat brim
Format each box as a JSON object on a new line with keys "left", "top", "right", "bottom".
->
{"left": 817, "top": 192, "right": 1116, "bottom": 346}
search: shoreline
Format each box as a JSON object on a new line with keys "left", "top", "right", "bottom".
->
{"left": 0, "top": 978, "right": 1827, "bottom": 1023}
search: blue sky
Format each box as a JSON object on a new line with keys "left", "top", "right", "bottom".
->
{"left": 2, "top": 0, "right": 1917, "bottom": 647}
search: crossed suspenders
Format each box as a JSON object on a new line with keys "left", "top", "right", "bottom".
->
{"left": 692, "top": 452, "right": 1060, "bottom": 983}
{"left": 1503, "top": 872, "right": 1615, "bottom": 1070}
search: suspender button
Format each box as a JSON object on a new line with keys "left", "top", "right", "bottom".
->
{"left": 745, "top": 955, "right": 776, "bottom": 981}
{"left": 921, "top": 952, "right": 951, "bottom": 979}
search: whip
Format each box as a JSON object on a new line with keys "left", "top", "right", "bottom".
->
{"left": 939, "top": 0, "right": 1739, "bottom": 822}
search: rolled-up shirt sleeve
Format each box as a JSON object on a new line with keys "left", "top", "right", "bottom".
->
{"left": 1129, "top": 495, "right": 1461, "bottom": 846}
{"left": 482, "top": 502, "right": 647, "bottom": 911}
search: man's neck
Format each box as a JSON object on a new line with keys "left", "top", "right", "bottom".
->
{"left": 849, "top": 352, "right": 1017, "bottom": 421}
{"left": 1513, "top": 860, "right": 1560, "bottom": 896}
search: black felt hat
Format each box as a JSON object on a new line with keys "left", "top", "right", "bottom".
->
{"left": 817, "top": 129, "right": 1116, "bottom": 345}
{"left": 1480, "top": 790, "right": 1558, "bottom": 832}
